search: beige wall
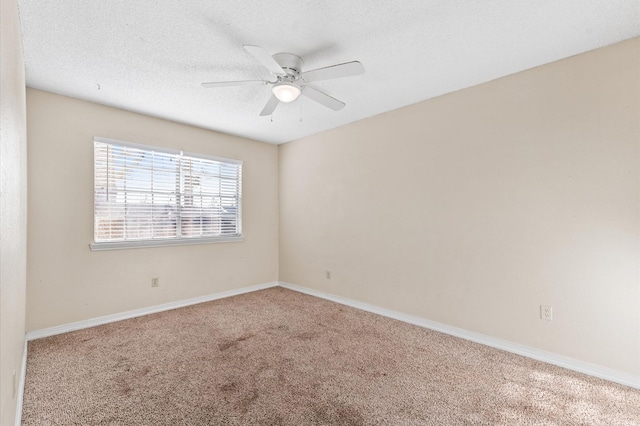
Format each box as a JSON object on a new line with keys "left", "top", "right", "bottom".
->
{"left": 26, "top": 89, "right": 279, "bottom": 331}
{"left": 0, "top": 0, "right": 28, "bottom": 423}
{"left": 279, "top": 38, "right": 640, "bottom": 376}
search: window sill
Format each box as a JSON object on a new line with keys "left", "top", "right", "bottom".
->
{"left": 89, "top": 235, "right": 243, "bottom": 251}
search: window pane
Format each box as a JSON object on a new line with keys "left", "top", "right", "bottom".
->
{"left": 94, "top": 139, "right": 241, "bottom": 244}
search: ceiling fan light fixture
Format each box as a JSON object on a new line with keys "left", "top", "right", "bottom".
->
{"left": 272, "top": 82, "right": 301, "bottom": 102}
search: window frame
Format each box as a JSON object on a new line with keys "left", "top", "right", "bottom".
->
{"left": 90, "top": 137, "right": 243, "bottom": 251}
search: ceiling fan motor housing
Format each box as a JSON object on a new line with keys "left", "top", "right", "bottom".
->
{"left": 273, "top": 53, "right": 303, "bottom": 80}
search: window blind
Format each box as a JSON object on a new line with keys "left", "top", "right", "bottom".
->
{"left": 94, "top": 138, "right": 242, "bottom": 245}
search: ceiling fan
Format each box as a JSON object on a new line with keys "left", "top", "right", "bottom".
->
{"left": 201, "top": 45, "right": 365, "bottom": 116}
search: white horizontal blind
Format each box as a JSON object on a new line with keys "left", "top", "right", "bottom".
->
{"left": 94, "top": 139, "right": 242, "bottom": 244}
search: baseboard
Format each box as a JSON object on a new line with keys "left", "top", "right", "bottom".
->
{"left": 15, "top": 338, "right": 27, "bottom": 426}
{"left": 278, "top": 281, "right": 640, "bottom": 390}
{"left": 26, "top": 281, "right": 279, "bottom": 341}
{"left": 23, "top": 279, "right": 638, "bottom": 390}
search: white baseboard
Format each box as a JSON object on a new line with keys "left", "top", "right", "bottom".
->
{"left": 15, "top": 338, "right": 27, "bottom": 426}
{"left": 26, "top": 281, "right": 279, "bottom": 341}
{"left": 23, "top": 279, "right": 638, "bottom": 391}
{"left": 279, "top": 281, "right": 640, "bottom": 390}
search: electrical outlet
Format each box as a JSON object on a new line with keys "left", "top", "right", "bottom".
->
{"left": 12, "top": 370, "right": 16, "bottom": 399}
{"left": 151, "top": 277, "right": 159, "bottom": 287}
{"left": 541, "top": 305, "right": 553, "bottom": 321}
{"left": 325, "top": 270, "right": 331, "bottom": 280}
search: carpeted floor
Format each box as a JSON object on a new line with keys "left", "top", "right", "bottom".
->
{"left": 22, "top": 287, "right": 640, "bottom": 425}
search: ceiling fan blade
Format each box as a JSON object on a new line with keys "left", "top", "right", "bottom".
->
{"left": 302, "top": 61, "right": 364, "bottom": 82}
{"left": 259, "top": 95, "right": 280, "bottom": 116}
{"left": 244, "top": 45, "right": 286, "bottom": 75}
{"left": 302, "top": 86, "right": 345, "bottom": 111}
{"left": 201, "top": 80, "right": 267, "bottom": 88}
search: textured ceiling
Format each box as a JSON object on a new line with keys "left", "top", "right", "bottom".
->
{"left": 17, "top": 1, "right": 640, "bottom": 144}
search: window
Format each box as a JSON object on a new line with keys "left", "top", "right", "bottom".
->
{"left": 91, "top": 137, "right": 242, "bottom": 250}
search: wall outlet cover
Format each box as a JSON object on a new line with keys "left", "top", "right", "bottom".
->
{"left": 541, "top": 305, "right": 553, "bottom": 321}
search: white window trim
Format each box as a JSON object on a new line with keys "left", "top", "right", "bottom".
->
{"left": 89, "top": 235, "right": 243, "bottom": 251}
{"left": 91, "top": 137, "right": 243, "bottom": 251}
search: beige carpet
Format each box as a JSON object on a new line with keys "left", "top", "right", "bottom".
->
{"left": 22, "top": 287, "right": 639, "bottom": 425}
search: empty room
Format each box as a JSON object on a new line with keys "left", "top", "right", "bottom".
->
{"left": 1, "top": 0, "right": 639, "bottom": 424}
